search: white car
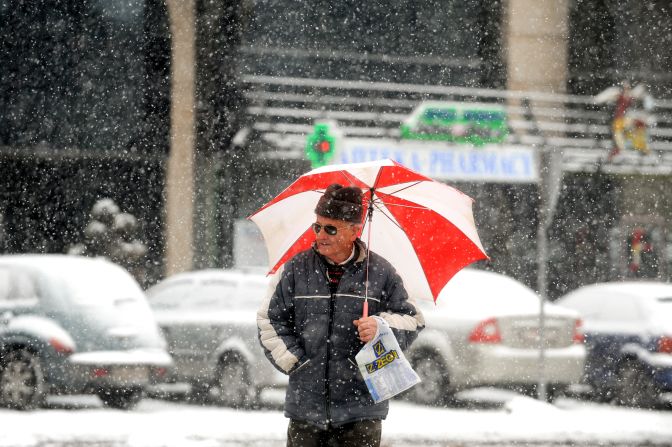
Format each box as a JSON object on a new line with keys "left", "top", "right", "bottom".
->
{"left": 407, "top": 269, "right": 586, "bottom": 405}
{"left": 146, "top": 269, "right": 287, "bottom": 406}
{"left": 0, "top": 255, "right": 172, "bottom": 410}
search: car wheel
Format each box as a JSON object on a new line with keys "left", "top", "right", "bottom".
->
{"left": 542, "top": 384, "right": 568, "bottom": 403}
{"left": 590, "top": 380, "right": 616, "bottom": 403}
{"left": 215, "top": 356, "right": 253, "bottom": 408}
{"left": 190, "top": 381, "right": 212, "bottom": 402}
{"left": 0, "top": 349, "right": 46, "bottom": 410}
{"left": 615, "top": 359, "right": 658, "bottom": 408}
{"left": 409, "top": 352, "right": 450, "bottom": 406}
{"left": 98, "top": 388, "right": 143, "bottom": 410}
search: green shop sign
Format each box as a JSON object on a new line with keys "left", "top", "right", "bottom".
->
{"left": 305, "top": 122, "right": 338, "bottom": 168}
{"left": 400, "top": 102, "right": 508, "bottom": 146}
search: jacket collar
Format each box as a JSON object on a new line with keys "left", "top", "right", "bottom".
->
{"left": 311, "top": 239, "right": 368, "bottom": 267}
{"left": 353, "top": 239, "right": 367, "bottom": 264}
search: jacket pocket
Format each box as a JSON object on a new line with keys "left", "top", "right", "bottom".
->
{"left": 348, "top": 358, "right": 363, "bottom": 380}
{"left": 289, "top": 359, "right": 311, "bottom": 376}
{"left": 345, "top": 357, "right": 365, "bottom": 382}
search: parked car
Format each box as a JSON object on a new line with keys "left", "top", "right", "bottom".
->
{"left": 556, "top": 281, "right": 672, "bottom": 407}
{"left": 407, "top": 269, "right": 585, "bottom": 405}
{"left": 0, "top": 255, "right": 172, "bottom": 410}
{"left": 145, "top": 269, "right": 287, "bottom": 406}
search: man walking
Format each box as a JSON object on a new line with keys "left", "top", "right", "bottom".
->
{"left": 257, "top": 183, "right": 424, "bottom": 447}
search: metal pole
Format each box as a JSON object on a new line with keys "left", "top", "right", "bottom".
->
{"left": 537, "top": 144, "right": 563, "bottom": 401}
{"left": 536, "top": 205, "right": 548, "bottom": 401}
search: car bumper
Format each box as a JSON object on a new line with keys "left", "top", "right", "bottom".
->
{"left": 653, "top": 367, "right": 672, "bottom": 390}
{"left": 156, "top": 356, "right": 288, "bottom": 390}
{"left": 48, "top": 349, "right": 173, "bottom": 392}
{"left": 629, "top": 351, "right": 672, "bottom": 390}
{"left": 462, "top": 344, "right": 586, "bottom": 386}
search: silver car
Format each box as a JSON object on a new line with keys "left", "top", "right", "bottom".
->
{"left": 0, "top": 255, "right": 172, "bottom": 410}
{"left": 146, "top": 269, "right": 287, "bottom": 406}
{"left": 407, "top": 269, "right": 586, "bottom": 405}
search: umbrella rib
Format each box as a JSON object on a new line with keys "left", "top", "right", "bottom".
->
{"left": 339, "top": 171, "right": 363, "bottom": 188}
{"left": 372, "top": 188, "right": 429, "bottom": 211}
{"left": 375, "top": 202, "right": 429, "bottom": 211}
{"left": 370, "top": 201, "right": 406, "bottom": 233}
{"left": 378, "top": 180, "right": 424, "bottom": 197}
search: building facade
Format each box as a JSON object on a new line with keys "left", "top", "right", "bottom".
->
{"left": 1, "top": 0, "right": 671, "bottom": 296}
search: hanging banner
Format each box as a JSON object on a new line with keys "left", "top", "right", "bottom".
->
{"left": 333, "top": 138, "right": 538, "bottom": 183}
{"left": 400, "top": 101, "right": 508, "bottom": 146}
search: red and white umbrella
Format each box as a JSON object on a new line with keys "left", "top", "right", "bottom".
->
{"left": 249, "top": 159, "right": 488, "bottom": 303}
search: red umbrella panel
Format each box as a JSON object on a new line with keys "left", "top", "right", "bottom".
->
{"left": 248, "top": 159, "right": 488, "bottom": 302}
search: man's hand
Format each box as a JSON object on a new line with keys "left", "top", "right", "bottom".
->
{"left": 353, "top": 316, "right": 378, "bottom": 343}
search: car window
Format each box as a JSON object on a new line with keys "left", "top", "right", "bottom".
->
{"left": 654, "top": 297, "right": 672, "bottom": 320}
{"left": 236, "top": 279, "right": 268, "bottom": 309}
{"left": 428, "top": 272, "right": 540, "bottom": 317}
{"left": 558, "top": 292, "right": 601, "bottom": 318}
{"left": 0, "top": 267, "right": 40, "bottom": 307}
{"left": 147, "top": 274, "right": 269, "bottom": 311}
{"left": 147, "top": 279, "right": 195, "bottom": 310}
{"left": 191, "top": 280, "right": 238, "bottom": 310}
{"left": 57, "top": 263, "right": 144, "bottom": 306}
{"left": 593, "top": 293, "right": 643, "bottom": 323}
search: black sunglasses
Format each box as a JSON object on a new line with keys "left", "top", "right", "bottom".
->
{"left": 312, "top": 222, "right": 349, "bottom": 236}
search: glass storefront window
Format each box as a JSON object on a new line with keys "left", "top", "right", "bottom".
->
{"left": 239, "top": 0, "right": 502, "bottom": 87}
{"left": 0, "top": 0, "right": 169, "bottom": 153}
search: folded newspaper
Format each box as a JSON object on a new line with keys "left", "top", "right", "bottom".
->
{"left": 355, "top": 316, "right": 421, "bottom": 403}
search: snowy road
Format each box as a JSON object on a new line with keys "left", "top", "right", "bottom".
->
{"left": 0, "top": 389, "right": 671, "bottom": 447}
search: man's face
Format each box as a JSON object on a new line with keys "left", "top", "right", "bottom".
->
{"left": 313, "top": 215, "right": 360, "bottom": 263}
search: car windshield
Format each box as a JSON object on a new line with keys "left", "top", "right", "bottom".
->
{"left": 227, "top": 279, "right": 268, "bottom": 310}
{"left": 0, "top": 267, "right": 39, "bottom": 303}
{"left": 147, "top": 279, "right": 195, "bottom": 310}
{"left": 192, "top": 279, "right": 239, "bottom": 309}
{"left": 148, "top": 276, "right": 267, "bottom": 311}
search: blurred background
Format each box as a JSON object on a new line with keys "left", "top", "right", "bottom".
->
{"left": 0, "top": 0, "right": 671, "bottom": 300}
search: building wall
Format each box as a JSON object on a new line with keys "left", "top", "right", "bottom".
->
{"left": 0, "top": 0, "right": 170, "bottom": 152}
{"left": 239, "top": 0, "right": 504, "bottom": 88}
{"left": 568, "top": 0, "right": 672, "bottom": 98}
{"left": 559, "top": 0, "right": 672, "bottom": 295}
{"left": 2, "top": 0, "right": 671, "bottom": 291}
{"left": 0, "top": 0, "right": 171, "bottom": 286}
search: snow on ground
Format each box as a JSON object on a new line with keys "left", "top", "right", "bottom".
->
{"left": 0, "top": 389, "right": 671, "bottom": 447}
{"left": 387, "top": 393, "right": 672, "bottom": 446}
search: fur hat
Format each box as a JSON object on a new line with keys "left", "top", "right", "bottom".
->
{"left": 314, "top": 184, "right": 363, "bottom": 223}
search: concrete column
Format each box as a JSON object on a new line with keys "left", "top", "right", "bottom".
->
{"left": 504, "top": 0, "right": 571, "bottom": 403}
{"left": 505, "top": 0, "right": 569, "bottom": 93}
{"left": 164, "top": 0, "right": 196, "bottom": 275}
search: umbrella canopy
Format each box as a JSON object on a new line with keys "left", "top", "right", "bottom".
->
{"left": 248, "top": 159, "right": 488, "bottom": 302}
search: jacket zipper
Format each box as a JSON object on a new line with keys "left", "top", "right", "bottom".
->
{"left": 320, "top": 254, "right": 360, "bottom": 426}
{"left": 323, "top": 260, "right": 348, "bottom": 426}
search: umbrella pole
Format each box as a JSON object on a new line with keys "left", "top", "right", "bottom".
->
{"left": 362, "top": 188, "right": 375, "bottom": 318}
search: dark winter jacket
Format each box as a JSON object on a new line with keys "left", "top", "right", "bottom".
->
{"left": 257, "top": 239, "right": 424, "bottom": 429}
